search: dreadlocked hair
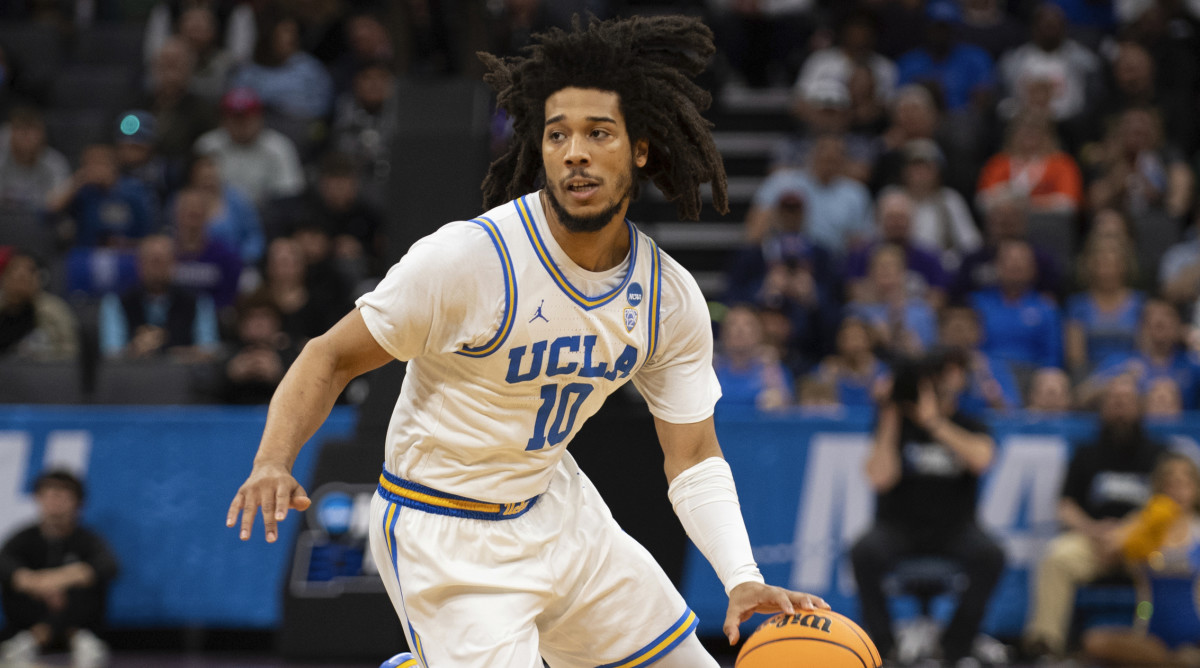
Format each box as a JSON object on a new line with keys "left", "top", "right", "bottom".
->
{"left": 478, "top": 15, "right": 728, "bottom": 221}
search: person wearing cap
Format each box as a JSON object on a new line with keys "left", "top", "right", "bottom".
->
{"left": 794, "top": 10, "right": 897, "bottom": 109}
{"left": 194, "top": 87, "right": 305, "bottom": 208}
{"left": 0, "top": 470, "right": 119, "bottom": 667}
{"left": 115, "top": 110, "right": 170, "bottom": 227}
{"left": 776, "top": 78, "right": 877, "bottom": 182}
{"left": 895, "top": 2, "right": 996, "bottom": 113}
{"left": 897, "top": 138, "right": 981, "bottom": 269}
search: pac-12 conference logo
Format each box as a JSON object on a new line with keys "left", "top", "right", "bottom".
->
{"left": 627, "top": 282, "right": 643, "bottom": 307}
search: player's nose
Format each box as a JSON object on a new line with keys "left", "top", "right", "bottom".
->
{"left": 564, "top": 135, "right": 590, "bottom": 165}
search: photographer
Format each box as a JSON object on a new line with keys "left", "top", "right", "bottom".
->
{"left": 851, "top": 349, "right": 1006, "bottom": 665}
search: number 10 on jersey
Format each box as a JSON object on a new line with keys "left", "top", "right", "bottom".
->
{"left": 526, "top": 383, "right": 595, "bottom": 451}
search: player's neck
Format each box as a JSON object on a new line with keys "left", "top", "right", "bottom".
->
{"left": 540, "top": 192, "right": 631, "bottom": 272}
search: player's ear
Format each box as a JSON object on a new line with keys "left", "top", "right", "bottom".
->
{"left": 634, "top": 139, "right": 649, "bottom": 168}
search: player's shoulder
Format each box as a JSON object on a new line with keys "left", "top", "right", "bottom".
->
{"left": 643, "top": 237, "right": 705, "bottom": 301}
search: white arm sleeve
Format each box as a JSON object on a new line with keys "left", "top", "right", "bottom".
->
{"left": 667, "top": 457, "right": 764, "bottom": 595}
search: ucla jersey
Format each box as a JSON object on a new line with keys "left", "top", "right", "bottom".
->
{"left": 357, "top": 193, "right": 720, "bottom": 503}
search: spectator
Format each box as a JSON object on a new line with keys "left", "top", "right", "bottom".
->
{"left": 954, "top": 0, "right": 1027, "bottom": 61}
{"left": 0, "top": 470, "right": 119, "bottom": 667}
{"left": 0, "top": 251, "right": 78, "bottom": 360}
{"left": 745, "top": 135, "right": 873, "bottom": 254}
{"left": 977, "top": 112, "right": 1084, "bottom": 215}
{"left": 707, "top": 0, "right": 812, "bottom": 88}
{"left": 1064, "top": 238, "right": 1144, "bottom": 376}
{"left": 185, "top": 154, "right": 263, "bottom": 266}
{"left": 814, "top": 315, "right": 889, "bottom": 409}
{"left": 1143, "top": 377, "right": 1184, "bottom": 419}
{"left": 113, "top": 110, "right": 169, "bottom": 226}
{"left": 998, "top": 3, "right": 1102, "bottom": 124}
{"left": 194, "top": 88, "right": 305, "bottom": 208}
{"left": 1087, "top": 106, "right": 1192, "bottom": 222}
{"left": 176, "top": 5, "right": 240, "bottom": 102}
{"left": 896, "top": 3, "right": 996, "bottom": 114}
{"left": 139, "top": 38, "right": 218, "bottom": 175}
{"left": 852, "top": 350, "right": 1005, "bottom": 665}
{"left": 1095, "top": 40, "right": 1196, "bottom": 157}
{"left": 252, "top": 236, "right": 343, "bottom": 346}
{"left": 953, "top": 191, "right": 1065, "bottom": 301}
{"left": 216, "top": 293, "right": 296, "bottom": 404}
{"left": 846, "top": 62, "right": 888, "bottom": 136}
{"left": 713, "top": 304, "right": 794, "bottom": 411}
{"left": 938, "top": 305, "right": 1022, "bottom": 415}
{"left": 144, "top": 1, "right": 255, "bottom": 72}
{"left": 0, "top": 107, "right": 69, "bottom": 213}
{"left": 329, "top": 13, "right": 395, "bottom": 96}
{"left": 46, "top": 144, "right": 155, "bottom": 249}
{"left": 970, "top": 239, "right": 1063, "bottom": 373}
{"left": 1159, "top": 210, "right": 1200, "bottom": 309}
{"left": 846, "top": 244, "right": 939, "bottom": 356}
{"left": 170, "top": 188, "right": 242, "bottom": 310}
{"left": 329, "top": 61, "right": 399, "bottom": 210}
{"left": 1021, "top": 374, "right": 1167, "bottom": 660}
{"left": 726, "top": 186, "right": 837, "bottom": 364}
{"left": 1082, "top": 453, "right": 1200, "bottom": 665}
{"left": 895, "top": 139, "right": 981, "bottom": 270}
{"left": 98, "top": 234, "right": 218, "bottom": 358}
{"left": 870, "top": 85, "right": 941, "bottom": 192}
{"left": 230, "top": 12, "right": 334, "bottom": 122}
{"left": 1082, "top": 299, "right": 1200, "bottom": 408}
{"left": 794, "top": 10, "right": 896, "bottom": 109}
{"left": 1027, "top": 367, "right": 1073, "bottom": 413}
{"left": 796, "top": 376, "right": 841, "bottom": 410}
{"left": 846, "top": 189, "right": 948, "bottom": 305}
{"left": 775, "top": 79, "right": 876, "bottom": 182}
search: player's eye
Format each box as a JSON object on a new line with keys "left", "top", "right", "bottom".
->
{"left": 590, "top": 129, "right": 610, "bottom": 139}
{"left": 547, "top": 131, "right": 565, "bottom": 142}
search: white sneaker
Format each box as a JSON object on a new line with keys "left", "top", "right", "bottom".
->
{"left": 0, "top": 630, "right": 38, "bottom": 663}
{"left": 70, "top": 629, "right": 109, "bottom": 668}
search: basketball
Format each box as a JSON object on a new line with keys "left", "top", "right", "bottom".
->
{"left": 736, "top": 610, "right": 882, "bottom": 667}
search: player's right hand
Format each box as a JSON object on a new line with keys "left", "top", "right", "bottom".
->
{"left": 226, "top": 463, "right": 311, "bottom": 543}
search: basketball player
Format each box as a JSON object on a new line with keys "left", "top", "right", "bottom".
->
{"left": 226, "top": 16, "right": 827, "bottom": 667}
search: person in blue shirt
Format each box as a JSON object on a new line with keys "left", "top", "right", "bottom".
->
{"left": 1064, "top": 238, "right": 1144, "bottom": 376}
{"left": 1081, "top": 299, "right": 1200, "bottom": 409}
{"left": 846, "top": 244, "right": 939, "bottom": 355}
{"left": 46, "top": 144, "right": 155, "bottom": 248}
{"left": 814, "top": 315, "right": 890, "bottom": 409}
{"left": 969, "top": 239, "right": 1063, "bottom": 372}
{"left": 896, "top": 3, "right": 996, "bottom": 113}
{"left": 938, "top": 305, "right": 1022, "bottom": 415}
{"left": 713, "top": 304, "right": 794, "bottom": 411}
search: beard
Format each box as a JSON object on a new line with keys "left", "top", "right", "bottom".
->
{"left": 545, "top": 160, "right": 636, "bottom": 233}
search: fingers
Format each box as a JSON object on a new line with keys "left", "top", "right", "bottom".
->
{"left": 239, "top": 490, "right": 256, "bottom": 540}
{"left": 723, "top": 608, "right": 742, "bottom": 646}
{"left": 291, "top": 488, "right": 311, "bottom": 511}
{"left": 776, "top": 589, "right": 795, "bottom": 616}
{"left": 789, "top": 591, "right": 830, "bottom": 611}
{"left": 262, "top": 495, "right": 278, "bottom": 544}
{"left": 226, "top": 491, "right": 244, "bottom": 530}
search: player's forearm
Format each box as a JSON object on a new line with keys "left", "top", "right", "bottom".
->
{"left": 253, "top": 337, "right": 351, "bottom": 470}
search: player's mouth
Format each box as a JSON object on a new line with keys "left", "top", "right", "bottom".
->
{"left": 564, "top": 178, "right": 601, "bottom": 201}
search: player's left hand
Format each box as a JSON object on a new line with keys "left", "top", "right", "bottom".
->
{"left": 724, "top": 581, "right": 829, "bottom": 645}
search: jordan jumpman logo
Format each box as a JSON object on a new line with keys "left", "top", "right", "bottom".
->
{"left": 529, "top": 300, "right": 549, "bottom": 323}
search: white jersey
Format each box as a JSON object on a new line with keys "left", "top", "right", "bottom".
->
{"left": 356, "top": 192, "right": 721, "bottom": 503}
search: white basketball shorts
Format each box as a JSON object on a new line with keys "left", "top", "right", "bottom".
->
{"left": 367, "top": 451, "right": 698, "bottom": 668}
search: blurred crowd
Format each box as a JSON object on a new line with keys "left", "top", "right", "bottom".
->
{"left": 710, "top": 0, "right": 1200, "bottom": 420}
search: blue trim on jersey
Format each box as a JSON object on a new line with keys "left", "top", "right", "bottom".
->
{"left": 457, "top": 216, "right": 517, "bottom": 358}
{"left": 378, "top": 467, "right": 540, "bottom": 521}
{"left": 646, "top": 237, "right": 662, "bottom": 361}
{"left": 515, "top": 194, "right": 638, "bottom": 311}
{"left": 595, "top": 608, "right": 698, "bottom": 668}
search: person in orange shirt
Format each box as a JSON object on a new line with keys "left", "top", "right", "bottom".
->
{"left": 977, "top": 111, "right": 1082, "bottom": 214}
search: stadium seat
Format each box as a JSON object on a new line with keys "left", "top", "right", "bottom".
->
{"left": 0, "top": 208, "right": 54, "bottom": 260}
{"left": 91, "top": 359, "right": 209, "bottom": 404}
{"left": 0, "top": 21, "right": 63, "bottom": 97}
{"left": 50, "top": 64, "right": 138, "bottom": 112}
{"left": 44, "top": 108, "right": 113, "bottom": 164}
{"left": 72, "top": 22, "right": 146, "bottom": 67}
{"left": 0, "top": 358, "right": 84, "bottom": 403}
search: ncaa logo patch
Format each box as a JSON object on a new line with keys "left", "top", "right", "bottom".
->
{"left": 627, "top": 282, "right": 644, "bottom": 307}
{"left": 624, "top": 307, "right": 638, "bottom": 332}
